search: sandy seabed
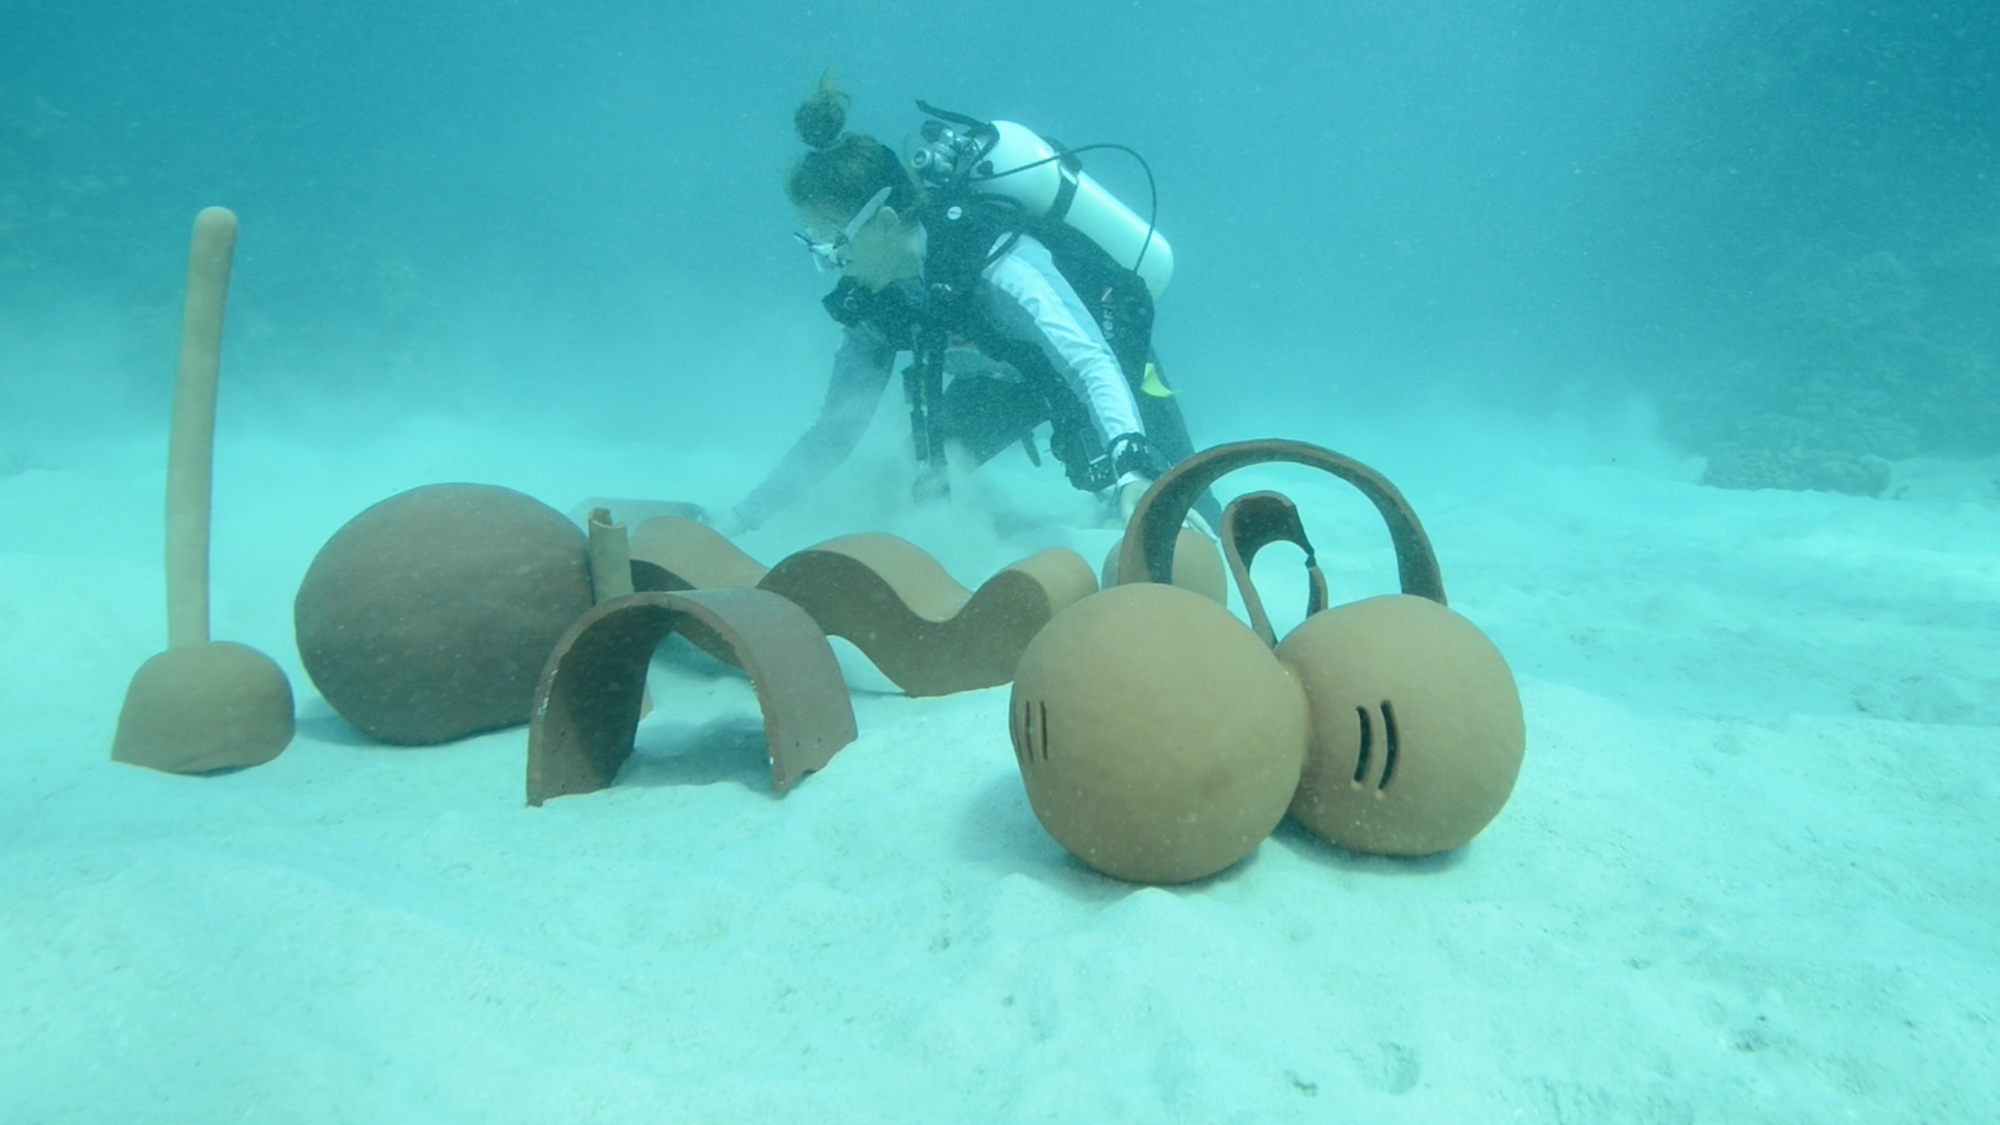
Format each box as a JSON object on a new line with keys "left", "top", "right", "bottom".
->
{"left": 2, "top": 406, "right": 1996, "bottom": 1124}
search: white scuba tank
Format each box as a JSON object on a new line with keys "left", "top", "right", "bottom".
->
{"left": 913, "top": 118, "right": 1175, "bottom": 300}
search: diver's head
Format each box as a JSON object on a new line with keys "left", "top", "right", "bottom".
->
{"left": 788, "top": 72, "right": 922, "bottom": 291}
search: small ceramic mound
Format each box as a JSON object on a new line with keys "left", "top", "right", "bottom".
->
{"left": 114, "top": 642, "right": 294, "bottom": 774}
{"left": 295, "top": 483, "right": 594, "bottom": 745}
{"left": 1098, "top": 525, "right": 1229, "bottom": 605}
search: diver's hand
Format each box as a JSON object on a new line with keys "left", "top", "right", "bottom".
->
{"left": 1118, "top": 480, "right": 1150, "bottom": 525}
{"left": 1119, "top": 479, "right": 1216, "bottom": 539}
{"left": 707, "top": 507, "right": 749, "bottom": 538}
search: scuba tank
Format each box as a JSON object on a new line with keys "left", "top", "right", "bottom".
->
{"left": 908, "top": 104, "right": 1174, "bottom": 300}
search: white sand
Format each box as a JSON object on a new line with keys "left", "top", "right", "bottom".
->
{"left": 3, "top": 406, "right": 1996, "bottom": 1123}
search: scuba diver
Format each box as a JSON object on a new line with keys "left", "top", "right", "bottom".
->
{"left": 709, "top": 74, "right": 1218, "bottom": 538}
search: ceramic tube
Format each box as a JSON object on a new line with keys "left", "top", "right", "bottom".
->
{"left": 165, "top": 207, "right": 237, "bottom": 649}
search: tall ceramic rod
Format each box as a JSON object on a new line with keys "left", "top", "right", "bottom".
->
{"left": 165, "top": 207, "right": 238, "bottom": 650}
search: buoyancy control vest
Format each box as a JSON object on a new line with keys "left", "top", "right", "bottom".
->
{"left": 907, "top": 103, "right": 1174, "bottom": 300}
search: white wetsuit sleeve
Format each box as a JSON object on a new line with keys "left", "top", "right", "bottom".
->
{"left": 733, "top": 322, "right": 895, "bottom": 529}
{"left": 980, "top": 237, "right": 1147, "bottom": 451}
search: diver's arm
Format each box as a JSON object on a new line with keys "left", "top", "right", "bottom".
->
{"left": 731, "top": 325, "right": 896, "bottom": 530}
{"left": 982, "top": 238, "right": 1148, "bottom": 461}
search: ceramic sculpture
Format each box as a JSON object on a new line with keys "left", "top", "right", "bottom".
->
{"left": 586, "top": 507, "right": 637, "bottom": 604}
{"left": 526, "top": 586, "right": 857, "bottom": 804}
{"left": 587, "top": 508, "right": 654, "bottom": 718}
{"left": 621, "top": 516, "right": 1098, "bottom": 697}
{"left": 1011, "top": 583, "right": 1307, "bottom": 883}
{"left": 113, "top": 206, "right": 295, "bottom": 774}
{"left": 1214, "top": 491, "right": 1329, "bottom": 645}
{"left": 294, "top": 483, "right": 594, "bottom": 745}
{"left": 1010, "top": 439, "right": 1525, "bottom": 881}
{"left": 1278, "top": 594, "right": 1524, "bottom": 855}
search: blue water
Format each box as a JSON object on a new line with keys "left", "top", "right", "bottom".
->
{"left": 4, "top": 5, "right": 1999, "bottom": 1121}
{"left": 7, "top": 0, "right": 1990, "bottom": 458}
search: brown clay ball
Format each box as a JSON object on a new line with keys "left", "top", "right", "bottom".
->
{"left": 294, "top": 483, "right": 593, "bottom": 745}
{"left": 1099, "top": 526, "right": 1229, "bottom": 605}
{"left": 1009, "top": 583, "right": 1306, "bottom": 883}
{"left": 1277, "top": 594, "right": 1525, "bottom": 856}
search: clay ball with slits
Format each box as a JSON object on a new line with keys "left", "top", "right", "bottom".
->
{"left": 1277, "top": 594, "right": 1525, "bottom": 856}
{"left": 1009, "top": 583, "right": 1306, "bottom": 883}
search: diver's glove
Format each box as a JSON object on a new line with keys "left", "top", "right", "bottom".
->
{"left": 707, "top": 506, "right": 750, "bottom": 539}
{"left": 1118, "top": 479, "right": 1150, "bottom": 525}
{"left": 1119, "top": 478, "right": 1216, "bottom": 539}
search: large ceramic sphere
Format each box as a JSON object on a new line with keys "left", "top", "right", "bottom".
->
{"left": 1009, "top": 583, "right": 1306, "bottom": 883}
{"left": 295, "top": 483, "right": 593, "bottom": 745}
{"left": 1278, "top": 595, "right": 1525, "bottom": 856}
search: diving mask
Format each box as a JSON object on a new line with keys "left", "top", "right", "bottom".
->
{"left": 794, "top": 186, "right": 894, "bottom": 273}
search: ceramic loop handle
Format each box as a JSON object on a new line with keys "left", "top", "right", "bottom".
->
{"left": 1118, "top": 438, "right": 1446, "bottom": 611}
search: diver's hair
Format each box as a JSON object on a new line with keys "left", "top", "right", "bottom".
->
{"left": 793, "top": 70, "right": 850, "bottom": 151}
{"left": 786, "top": 70, "right": 921, "bottom": 219}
